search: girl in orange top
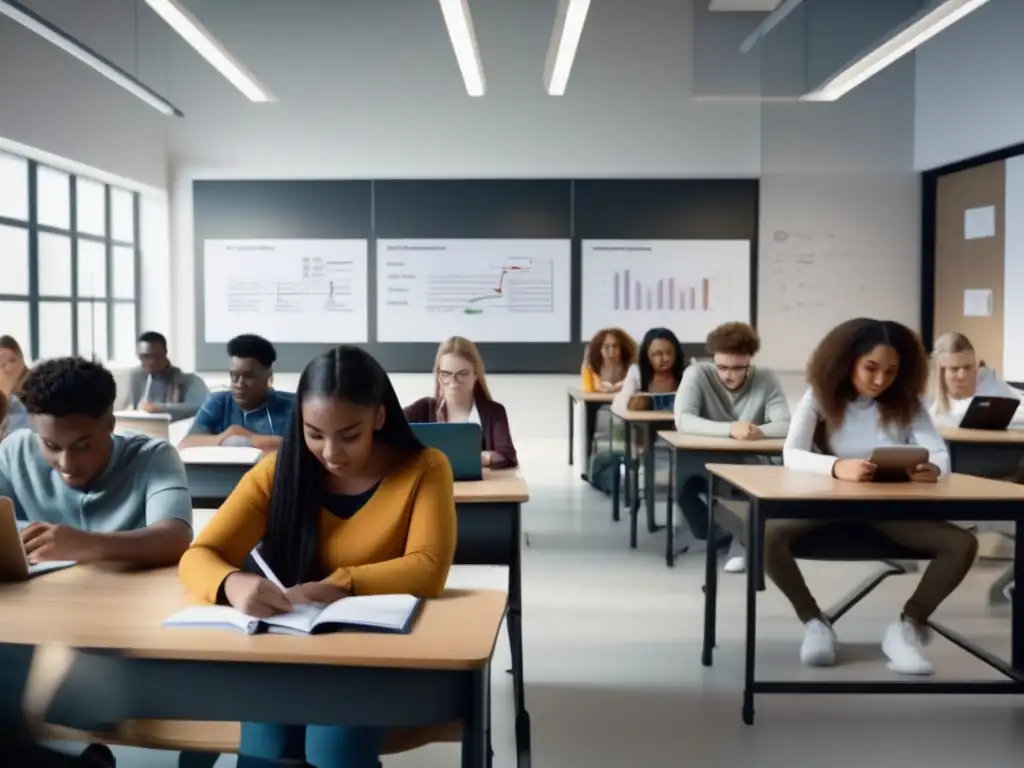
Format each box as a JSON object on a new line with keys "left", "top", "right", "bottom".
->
{"left": 179, "top": 345, "right": 457, "bottom": 768}
{"left": 581, "top": 327, "right": 636, "bottom": 393}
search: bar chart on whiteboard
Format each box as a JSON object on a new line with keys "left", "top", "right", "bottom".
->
{"left": 581, "top": 240, "right": 750, "bottom": 342}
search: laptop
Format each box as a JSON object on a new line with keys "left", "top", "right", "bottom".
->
{"left": 0, "top": 498, "right": 76, "bottom": 582}
{"left": 959, "top": 396, "right": 1019, "bottom": 431}
{"left": 409, "top": 422, "right": 484, "bottom": 481}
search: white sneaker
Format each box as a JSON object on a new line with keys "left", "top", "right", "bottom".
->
{"left": 800, "top": 618, "right": 836, "bottom": 667}
{"left": 724, "top": 555, "right": 747, "bottom": 573}
{"left": 882, "top": 618, "right": 934, "bottom": 675}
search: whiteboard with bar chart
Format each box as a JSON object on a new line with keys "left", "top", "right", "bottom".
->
{"left": 580, "top": 240, "right": 751, "bottom": 342}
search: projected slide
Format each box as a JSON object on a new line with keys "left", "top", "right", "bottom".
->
{"left": 376, "top": 239, "right": 571, "bottom": 342}
{"left": 203, "top": 239, "right": 368, "bottom": 343}
{"left": 581, "top": 240, "right": 750, "bottom": 342}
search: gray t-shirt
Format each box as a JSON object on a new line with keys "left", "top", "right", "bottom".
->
{"left": 673, "top": 361, "right": 792, "bottom": 438}
{"left": 0, "top": 430, "right": 193, "bottom": 532}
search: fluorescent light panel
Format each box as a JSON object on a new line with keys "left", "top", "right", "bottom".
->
{"left": 803, "top": 0, "right": 993, "bottom": 102}
{"left": 0, "top": 0, "right": 183, "bottom": 116}
{"left": 438, "top": 0, "right": 486, "bottom": 96}
{"left": 544, "top": 0, "right": 591, "bottom": 96}
{"left": 144, "top": 0, "right": 275, "bottom": 102}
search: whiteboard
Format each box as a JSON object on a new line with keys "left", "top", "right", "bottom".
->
{"left": 581, "top": 240, "right": 750, "bottom": 343}
{"left": 203, "top": 239, "right": 368, "bottom": 344}
{"left": 376, "top": 239, "right": 571, "bottom": 343}
{"left": 756, "top": 175, "right": 920, "bottom": 371}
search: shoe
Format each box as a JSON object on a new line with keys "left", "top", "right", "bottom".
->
{"left": 882, "top": 618, "right": 934, "bottom": 676}
{"left": 78, "top": 743, "right": 116, "bottom": 767}
{"left": 723, "top": 555, "right": 746, "bottom": 573}
{"left": 800, "top": 618, "right": 836, "bottom": 667}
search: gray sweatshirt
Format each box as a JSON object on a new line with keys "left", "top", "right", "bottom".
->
{"left": 673, "top": 361, "right": 791, "bottom": 438}
{"left": 113, "top": 366, "right": 209, "bottom": 421}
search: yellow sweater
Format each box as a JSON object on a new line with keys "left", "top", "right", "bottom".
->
{"left": 179, "top": 448, "right": 458, "bottom": 604}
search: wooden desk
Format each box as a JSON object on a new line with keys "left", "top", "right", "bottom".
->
{"left": 0, "top": 567, "right": 505, "bottom": 767}
{"left": 939, "top": 426, "right": 1024, "bottom": 477}
{"left": 610, "top": 406, "right": 675, "bottom": 543}
{"left": 178, "top": 447, "right": 262, "bottom": 508}
{"left": 114, "top": 411, "right": 172, "bottom": 441}
{"left": 703, "top": 464, "right": 1024, "bottom": 725}
{"left": 656, "top": 431, "right": 784, "bottom": 566}
{"left": 566, "top": 387, "right": 615, "bottom": 482}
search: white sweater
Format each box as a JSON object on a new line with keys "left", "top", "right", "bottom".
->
{"left": 928, "top": 366, "right": 1024, "bottom": 428}
{"left": 783, "top": 389, "right": 950, "bottom": 477}
{"left": 612, "top": 365, "right": 643, "bottom": 411}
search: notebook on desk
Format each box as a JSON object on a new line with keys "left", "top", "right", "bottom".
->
{"left": 164, "top": 594, "right": 422, "bottom": 636}
{"left": 0, "top": 500, "right": 76, "bottom": 582}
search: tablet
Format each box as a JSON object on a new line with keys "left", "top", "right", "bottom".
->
{"left": 867, "top": 446, "right": 929, "bottom": 483}
{"left": 959, "top": 396, "right": 1019, "bottom": 430}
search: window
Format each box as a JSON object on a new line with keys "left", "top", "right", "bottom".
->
{"left": 0, "top": 153, "right": 140, "bottom": 363}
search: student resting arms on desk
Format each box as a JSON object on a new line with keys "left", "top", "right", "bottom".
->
{"left": 179, "top": 346, "right": 457, "bottom": 768}
{"left": 581, "top": 327, "right": 636, "bottom": 393}
{"left": 178, "top": 334, "right": 293, "bottom": 453}
{"left": 673, "top": 322, "right": 790, "bottom": 574}
{"left": 404, "top": 335, "right": 518, "bottom": 468}
{"left": 928, "top": 332, "right": 1024, "bottom": 427}
{"left": 0, "top": 357, "right": 192, "bottom": 566}
{"left": 612, "top": 327, "right": 685, "bottom": 411}
{"left": 780, "top": 318, "right": 978, "bottom": 675}
{"left": 112, "top": 331, "right": 209, "bottom": 420}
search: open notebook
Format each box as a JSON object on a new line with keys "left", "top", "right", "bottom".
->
{"left": 164, "top": 594, "right": 422, "bottom": 636}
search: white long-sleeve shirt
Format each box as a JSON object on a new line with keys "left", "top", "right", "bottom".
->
{"left": 611, "top": 365, "right": 643, "bottom": 411}
{"left": 783, "top": 389, "right": 950, "bottom": 477}
{"left": 928, "top": 366, "right": 1024, "bottom": 428}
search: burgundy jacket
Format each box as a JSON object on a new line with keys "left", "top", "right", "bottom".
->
{"left": 403, "top": 396, "right": 518, "bottom": 469}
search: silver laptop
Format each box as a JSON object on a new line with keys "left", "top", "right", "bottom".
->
{"left": 0, "top": 498, "right": 76, "bottom": 581}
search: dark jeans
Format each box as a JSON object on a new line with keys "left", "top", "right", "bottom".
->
{"left": 677, "top": 475, "right": 732, "bottom": 546}
{"left": 238, "top": 722, "right": 388, "bottom": 768}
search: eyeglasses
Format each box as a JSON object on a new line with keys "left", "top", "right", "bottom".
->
{"left": 439, "top": 369, "right": 473, "bottom": 384}
{"left": 716, "top": 365, "right": 749, "bottom": 375}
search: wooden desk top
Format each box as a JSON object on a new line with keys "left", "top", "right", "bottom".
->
{"left": 0, "top": 567, "right": 506, "bottom": 670}
{"left": 706, "top": 464, "right": 1024, "bottom": 501}
{"left": 454, "top": 468, "right": 529, "bottom": 503}
{"left": 658, "top": 431, "right": 784, "bottom": 453}
{"left": 566, "top": 386, "right": 615, "bottom": 404}
{"left": 939, "top": 426, "right": 1024, "bottom": 444}
{"left": 610, "top": 406, "right": 675, "bottom": 423}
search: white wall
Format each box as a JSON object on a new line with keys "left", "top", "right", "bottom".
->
{"left": 1003, "top": 156, "right": 1024, "bottom": 381}
{"left": 914, "top": 0, "right": 1024, "bottom": 171}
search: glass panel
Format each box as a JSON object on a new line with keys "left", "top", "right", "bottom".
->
{"left": 0, "top": 152, "right": 29, "bottom": 221}
{"left": 0, "top": 224, "right": 29, "bottom": 295}
{"left": 77, "top": 301, "right": 108, "bottom": 361}
{"left": 111, "top": 188, "right": 134, "bottom": 243}
{"left": 112, "top": 303, "right": 137, "bottom": 363}
{"left": 38, "top": 232, "right": 73, "bottom": 296}
{"left": 37, "top": 166, "right": 70, "bottom": 230}
{"left": 0, "top": 301, "right": 31, "bottom": 359}
{"left": 38, "top": 301, "right": 73, "bottom": 359}
{"left": 76, "top": 177, "right": 106, "bottom": 237}
{"left": 112, "top": 246, "right": 135, "bottom": 299}
{"left": 77, "top": 239, "right": 107, "bottom": 298}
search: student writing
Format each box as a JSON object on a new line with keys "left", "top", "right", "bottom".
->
{"left": 673, "top": 322, "right": 790, "bottom": 574}
{"left": 404, "top": 336, "right": 518, "bottom": 468}
{"left": 612, "top": 327, "right": 685, "bottom": 411}
{"left": 780, "top": 319, "right": 978, "bottom": 675}
{"left": 179, "top": 334, "right": 293, "bottom": 452}
{"left": 113, "top": 331, "right": 209, "bottom": 420}
{"left": 0, "top": 358, "right": 192, "bottom": 567}
{"left": 581, "top": 327, "right": 636, "bottom": 394}
{"left": 929, "top": 332, "right": 1023, "bottom": 427}
{"left": 179, "top": 346, "right": 457, "bottom": 768}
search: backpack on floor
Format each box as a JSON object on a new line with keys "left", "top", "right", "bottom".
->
{"left": 589, "top": 450, "right": 624, "bottom": 496}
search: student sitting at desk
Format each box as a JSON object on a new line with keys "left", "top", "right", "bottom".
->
{"left": 178, "top": 334, "right": 292, "bottom": 453}
{"left": 581, "top": 327, "right": 636, "bottom": 393}
{"left": 0, "top": 357, "right": 192, "bottom": 566}
{"left": 929, "top": 332, "right": 1023, "bottom": 427}
{"left": 404, "top": 335, "right": 518, "bottom": 468}
{"left": 179, "top": 345, "right": 457, "bottom": 768}
{"left": 673, "top": 322, "right": 790, "bottom": 574}
{"left": 612, "top": 327, "right": 685, "bottom": 411}
{"left": 0, "top": 336, "right": 30, "bottom": 436}
{"left": 780, "top": 318, "right": 978, "bottom": 675}
{"left": 112, "top": 331, "right": 209, "bottom": 420}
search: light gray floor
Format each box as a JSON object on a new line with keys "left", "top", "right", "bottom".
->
{"left": 92, "top": 438, "right": 1023, "bottom": 767}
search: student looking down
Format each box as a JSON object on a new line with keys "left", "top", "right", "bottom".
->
{"left": 113, "top": 331, "right": 209, "bottom": 420}
{"left": 581, "top": 327, "right": 636, "bottom": 394}
{"left": 612, "top": 327, "right": 685, "bottom": 411}
{"left": 929, "top": 332, "right": 1023, "bottom": 427}
{"left": 180, "top": 334, "right": 293, "bottom": 452}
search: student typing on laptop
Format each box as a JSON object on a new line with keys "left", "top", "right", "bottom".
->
{"left": 0, "top": 357, "right": 192, "bottom": 567}
{"left": 404, "top": 336, "right": 518, "bottom": 468}
{"left": 929, "top": 332, "right": 1024, "bottom": 427}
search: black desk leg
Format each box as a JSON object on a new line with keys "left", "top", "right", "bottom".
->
{"left": 645, "top": 426, "right": 663, "bottom": 534}
{"left": 582, "top": 402, "right": 600, "bottom": 481}
{"left": 743, "top": 499, "right": 761, "bottom": 725}
{"left": 1014, "top": 533, "right": 1024, "bottom": 670}
{"left": 666, "top": 448, "right": 676, "bottom": 566}
{"left": 701, "top": 473, "right": 719, "bottom": 666}
{"left": 462, "top": 666, "right": 489, "bottom": 768}
{"left": 567, "top": 394, "right": 575, "bottom": 467}
{"left": 625, "top": 422, "right": 638, "bottom": 548}
{"left": 507, "top": 503, "right": 531, "bottom": 767}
